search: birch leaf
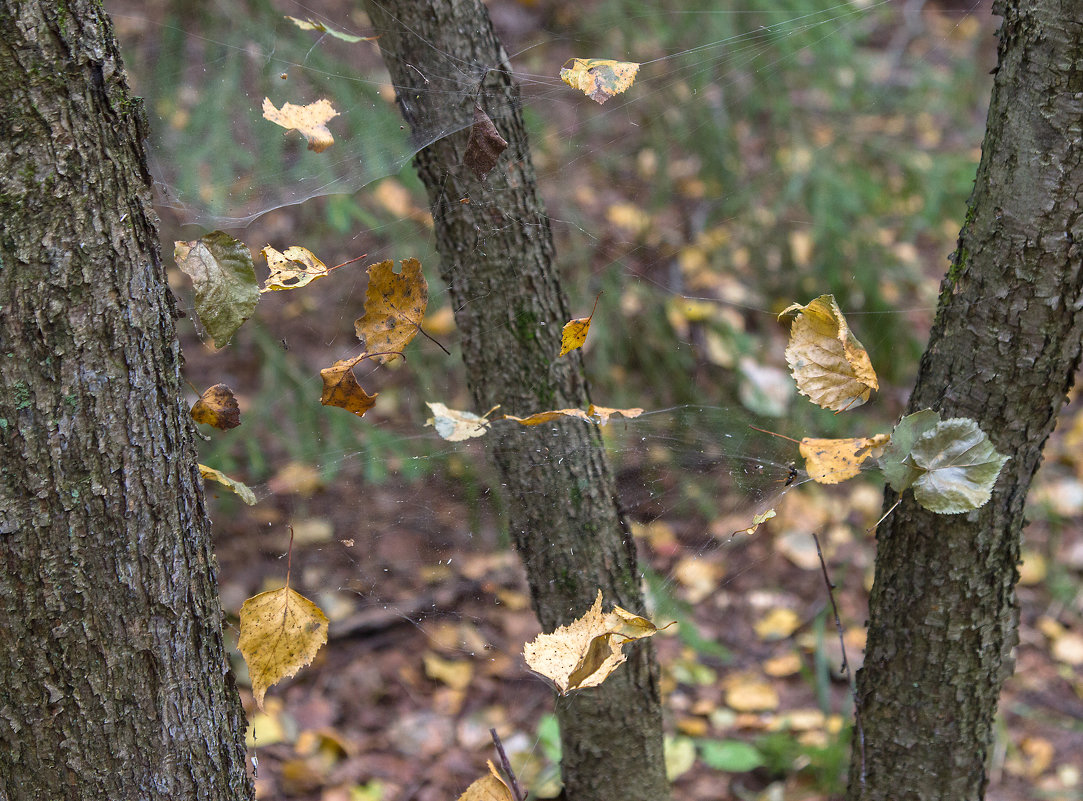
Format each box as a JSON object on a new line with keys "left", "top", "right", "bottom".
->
{"left": 238, "top": 586, "right": 329, "bottom": 709}
{"left": 559, "top": 293, "right": 601, "bottom": 356}
{"left": 456, "top": 760, "right": 513, "bottom": 801}
{"left": 879, "top": 409, "right": 942, "bottom": 491}
{"left": 800, "top": 434, "right": 890, "bottom": 485}
{"left": 174, "top": 231, "right": 259, "bottom": 347}
{"left": 198, "top": 464, "right": 257, "bottom": 505}
{"left": 261, "top": 245, "right": 329, "bottom": 292}
{"left": 780, "top": 294, "right": 878, "bottom": 411}
{"left": 262, "top": 97, "right": 339, "bottom": 153}
{"left": 425, "top": 402, "right": 496, "bottom": 441}
{"left": 190, "top": 383, "right": 240, "bottom": 430}
{"left": 908, "top": 418, "right": 1008, "bottom": 513}
{"left": 354, "top": 258, "right": 428, "bottom": 363}
{"left": 560, "top": 58, "right": 640, "bottom": 104}
{"left": 319, "top": 357, "right": 378, "bottom": 418}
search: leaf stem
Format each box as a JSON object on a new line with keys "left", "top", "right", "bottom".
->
{"left": 490, "top": 728, "right": 525, "bottom": 801}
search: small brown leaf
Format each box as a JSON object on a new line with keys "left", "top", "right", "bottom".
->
{"left": 191, "top": 383, "right": 240, "bottom": 430}
{"left": 262, "top": 97, "right": 339, "bottom": 152}
{"left": 463, "top": 105, "right": 508, "bottom": 180}
{"left": 354, "top": 258, "right": 429, "bottom": 363}
{"left": 319, "top": 357, "right": 378, "bottom": 417}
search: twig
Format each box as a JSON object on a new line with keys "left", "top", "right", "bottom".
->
{"left": 414, "top": 322, "right": 452, "bottom": 356}
{"left": 748, "top": 424, "right": 801, "bottom": 444}
{"left": 285, "top": 525, "right": 295, "bottom": 589}
{"left": 811, "top": 531, "right": 866, "bottom": 788}
{"left": 489, "top": 728, "right": 525, "bottom": 801}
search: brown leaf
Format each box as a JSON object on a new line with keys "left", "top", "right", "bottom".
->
{"left": 354, "top": 258, "right": 429, "bottom": 363}
{"left": 319, "top": 357, "right": 378, "bottom": 417}
{"left": 262, "top": 97, "right": 339, "bottom": 152}
{"left": 191, "top": 383, "right": 240, "bottom": 430}
{"left": 463, "top": 105, "right": 508, "bottom": 180}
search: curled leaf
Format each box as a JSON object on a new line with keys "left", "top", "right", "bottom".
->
{"left": 780, "top": 294, "right": 878, "bottom": 411}
{"left": 261, "top": 245, "right": 329, "bottom": 292}
{"left": 191, "top": 383, "right": 241, "bottom": 430}
{"left": 174, "top": 231, "right": 259, "bottom": 347}
{"left": 735, "top": 508, "right": 776, "bottom": 536}
{"left": 425, "top": 402, "right": 497, "bottom": 441}
{"left": 354, "top": 258, "right": 429, "bottom": 363}
{"left": 800, "top": 434, "right": 890, "bottom": 485}
{"left": 456, "top": 760, "right": 513, "bottom": 801}
{"left": 463, "top": 105, "right": 508, "bottom": 180}
{"left": 262, "top": 97, "right": 339, "bottom": 153}
{"left": 238, "top": 586, "right": 329, "bottom": 709}
{"left": 560, "top": 58, "right": 640, "bottom": 104}
{"left": 285, "top": 15, "right": 376, "bottom": 43}
{"left": 503, "top": 405, "right": 643, "bottom": 426}
{"left": 319, "top": 357, "right": 378, "bottom": 418}
{"left": 198, "top": 464, "right": 257, "bottom": 505}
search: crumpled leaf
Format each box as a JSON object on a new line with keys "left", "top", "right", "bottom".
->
{"left": 560, "top": 58, "right": 640, "bottom": 104}
{"left": 198, "top": 464, "right": 257, "bottom": 505}
{"left": 319, "top": 356, "right": 378, "bottom": 418}
{"left": 354, "top": 258, "right": 428, "bottom": 363}
{"left": 504, "top": 404, "right": 643, "bottom": 426}
{"left": 907, "top": 417, "right": 1008, "bottom": 513}
{"left": 880, "top": 409, "right": 942, "bottom": 492}
{"left": 559, "top": 293, "right": 601, "bottom": 356}
{"left": 456, "top": 760, "right": 513, "bottom": 801}
{"left": 191, "top": 383, "right": 240, "bottom": 430}
{"left": 800, "top": 434, "right": 890, "bottom": 485}
{"left": 523, "top": 590, "right": 661, "bottom": 695}
{"left": 261, "top": 245, "right": 329, "bottom": 292}
{"left": 285, "top": 15, "right": 376, "bottom": 43}
{"left": 463, "top": 105, "right": 508, "bottom": 180}
{"left": 262, "top": 97, "right": 339, "bottom": 153}
{"left": 174, "top": 231, "right": 259, "bottom": 347}
{"left": 238, "top": 586, "right": 329, "bottom": 709}
{"left": 735, "top": 508, "right": 776, "bottom": 536}
{"left": 425, "top": 402, "right": 497, "bottom": 441}
{"left": 780, "top": 294, "right": 878, "bottom": 411}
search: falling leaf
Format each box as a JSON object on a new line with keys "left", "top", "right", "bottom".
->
{"left": 174, "top": 231, "right": 259, "bottom": 347}
{"left": 261, "top": 245, "right": 330, "bottom": 292}
{"left": 780, "top": 294, "right": 878, "bottom": 411}
{"left": 906, "top": 417, "right": 1008, "bottom": 513}
{"left": 285, "top": 15, "right": 376, "bottom": 43}
{"left": 800, "top": 434, "right": 890, "bottom": 485}
{"left": 238, "top": 586, "right": 329, "bottom": 709}
{"left": 190, "top": 383, "right": 240, "bottom": 430}
{"left": 456, "top": 761, "right": 513, "bottom": 801}
{"left": 425, "top": 402, "right": 497, "bottom": 441}
{"left": 319, "top": 357, "right": 378, "bottom": 418}
{"left": 198, "top": 464, "right": 257, "bottom": 505}
{"left": 463, "top": 105, "right": 508, "bottom": 180}
{"left": 503, "top": 405, "right": 642, "bottom": 426}
{"left": 880, "top": 409, "right": 942, "bottom": 492}
{"left": 735, "top": 508, "right": 776, "bottom": 536}
{"left": 354, "top": 258, "right": 429, "bottom": 363}
{"left": 559, "top": 292, "right": 602, "bottom": 356}
{"left": 560, "top": 58, "right": 640, "bottom": 104}
{"left": 262, "top": 97, "right": 339, "bottom": 153}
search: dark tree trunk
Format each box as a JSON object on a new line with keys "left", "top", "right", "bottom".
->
{"left": 0, "top": 3, "right": 254, "bottom": 800}
{"left": 848, "top": 0, "right": 1083, "bottom": 798}
{"left": 360, "top": 2, "right": 668, "bottom": 799}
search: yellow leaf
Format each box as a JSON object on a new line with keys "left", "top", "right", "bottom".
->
{"left": 425, "top": 402, "right": 497, "bottom": 441}
{"left": 261, "top": 97, "right": 339, "bottom": 153}
{"left": 754, "top": 608, "right": 800, "bottom": 641}
{"left": 260, "top": 245, "right": 329, "bottom": 292}
{"left": 238, "top": 586, "right": 329, "bottom": 709}
{"left": 780, "top": 294, "right": 878, "bottom": 411}
{"left": 560, "top": 293, "right": 602, "bottom": 357}
{"left": 735, "top": 508, "right": 776, "bottom": 536}
{"left": 456, "top": 761, "right": 513, "bottom": 801}
{"left": 354, "top": 258, "right": 428, "bottom": 363}
{"left": 198, "top": 464, "right": 257, "bottom": 505}
{"left": 560, "top": 58, "right": 640, "bottom": 104}
{"left": 319, "top": 356, "right": 378, "bottom": 418}
{"left": 503, "top": 405, "right": 643, "bottom": 426}
{"left": 190, "top": 383, "right": 240, "bottom": 430}
{"left": 724, "top": 674, "right": 779, "bottom": 712}
{"left": 422, "top": 652, "right": 474, "bottom": 691}
{"left": 799, "top": 434, "right": 889, "bottom": 484}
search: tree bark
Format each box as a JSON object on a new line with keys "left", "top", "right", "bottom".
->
{"left": 0, "top": 3, "right": 254, "bottom": 800}
{"left": 848, "top": 1, "right": 1083, "bottom": 798}
{"left": 360, "top": 2, "right": 669, "bottom": 799}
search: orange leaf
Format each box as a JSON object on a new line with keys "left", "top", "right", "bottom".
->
{"left": 354, "top": 258, "right": 429, "bottom": 363}
{"left": 190, "top": 383, "right": 240, "bottom": 430}
{"left": 319, "top": 357, "right": 378, "bottom": 417}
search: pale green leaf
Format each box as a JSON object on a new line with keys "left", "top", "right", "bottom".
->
{"left": 908, "top": 417, "right": 1008, "bottom": 514}
{"left": 174, "top": 231, "right": 259, "bottom": 347}
{"left": 696, "top": 739, "right": 765, "bottom": 772}
{"left": 879, "top": 409, "right": 941, "bottom": 491}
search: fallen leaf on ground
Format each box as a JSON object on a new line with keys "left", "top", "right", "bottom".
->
{"left": 724, "top": 674, "right": 779, "bottom": 712}
{"left": 780, "top": 294, "right": 878, "bottom": 411}
{"left": 285, "top": 15, "right": 376, "bottom": 43}
{"left": 262, "top": 97, "right": 339, "bottom": 153}
{"left": 456, "top": 761, "right": 513, "bottom": 801}
{"left": 198, "top": 464, "right": 257, "bottom": 505}
{"left": 463, "top": 105, "right": 508, "bottom": 180}
{"left": 190, "top": 383, "right": 240, "bottom": 430}
{"left": 560, "top": 58, "right": 640, "bottom": 104}
{"left": 174, "top": 231, "right": 259, "bottom": 347}
{"left": 319, "top": 357, "right": 378, "bottom": 417}
{"left": 423, "top": 652, "right": 475, "bottom": 691}
{"left": 754, "top": 608, "right": 800, "bottom": 640}
{"left": 354, "top": 258, "right": 428, "bottom": 363}
{"left": 559, "top": 293, "right": 601, "bottom": 356}
{"left": 800, "top": 434, "right": 890, "bottom": 484}
{"left": 238, "top": 585, "right": 329, "bottom": 709}
{"left": 260, "top": 245, "right": 329, "bottom": 292}
{"left": 425, "top": 402, "right": 498, "bottom": 441}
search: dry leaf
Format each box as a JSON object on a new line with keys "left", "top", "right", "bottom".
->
{"left": 503, "top": 405, "right": 642, "bottom": 426}
{"left": 238, "top": 586, "right": 329, "bottom": 709}
{"left": 425, "top": 402, "right": 496, "bottom": 441}
{"left": 754, "top": 608, "right": 800, "bottom": 641}
{"left": 285, "top": 15, "right": 375, "bottom": 43}
{"left": 800, "top": 434, "right": 890, "bottom": 484}
{"left": 463, "top": 105, "right": 508, "bottom": 180}
{"left": 780, "top": 294, "right": 878, "bottom": 411}
{"left": 724, "top": 674, "right": 780, "bottom": 712}
{"left": 262, "top": 97, "right": 339, "bottom": 153}
{"left": 735, "top": 508, "right": 776, "bottom": 536}
{"left": 423, "top": 652, "right": 474, "bottom": 691}
{"left": 354, "top": 258, "right": 429, "bottom": 363}
{"left": 456, "top": 760, "right": 513, "bottom": 801}
{"left": 560, "top": 58, "right": 640, "bottom": 104}
{"left": 559, "top": 293, "right": 601, "bottom": 356}
{"left": 198, "top": 464, "right": 257, "bottom": 505}
{"left": 261, "top": 245, "right": 329, "bottom": 292}
{"left": 319, "top": 357, "right": 378, "bottom": 418}
{"left": 191, "top": 383, "right": 240, "bottom": 430}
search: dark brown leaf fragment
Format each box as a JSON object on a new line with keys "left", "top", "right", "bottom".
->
{"left": 190, "top": 383, "right": 241, "bottom": 430}
{"left": 463, "top": 105, "right": 508, "bottom": 180}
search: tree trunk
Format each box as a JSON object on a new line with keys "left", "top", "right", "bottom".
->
{"left": 0, "top": 3, "right": 254, "bottom": 800}
{"left": 360, "top": 2, "right": 669, "bottom": 799}
{"left": 848, "top": 1, "right": 1083, "bottom": 798}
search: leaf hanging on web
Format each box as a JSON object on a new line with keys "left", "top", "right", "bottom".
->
{"left": 174, "top": 231, "right": 260, "bottom": 348}
{"left": 734, "top": 508, "right": 777, "bottom": 536}
{"left": 463, "top": 105, "right": 508, "bottom": 180}
{"left": 260, "top": 245, "right": 330, "bottom": 292}
{"left": 198, "top": 464, "right": 257, "bottom": 505}
{"left": 503, "top": 404, "right": 643, "bottom": 426}
{"left": 780, "top": 294, "right": 878, "bottom": 411}
{"left": 560, "top": 58, "right": 640, "bottom": 104}
{"left": 354, "top": 258, "right": 429, "bottom": 364}
{"left": 262, "top": 97, "right": 339, "bottom": 153}
{"left": 559, "top": 292, "right": 602, "bottom": 357}
{"left": 456, "top": 760, "right": 514, "bottom": 801}
{"left": 238, "top": 586, "right": 329, "bottom": 709}
{"left": 879, "top": 409, "right": 942, "bottom": 492}
{"left": 284, "top": 15, "right": 376, "bottom": 43}
{"left": 425, "top": 402, "right": 497, "bottom": 441}
{"left": 799, "top": 434, "right": 890, "bottom": 485}
{"left": 190, "top": 383, "right": 240, "bottom": 430}
{"left": 906, "top": 417, "right": 1008, "bottom": 513}
{"left": 319, "top": 357, "right": 378, "bottom": 418}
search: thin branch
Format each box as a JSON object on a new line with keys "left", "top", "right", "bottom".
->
{"left": 490, "top": 728, "right": 525, "bottom": 801}
{"left": 748, "top": 425, "right": 801, "bottom": 444}
{"left": 414, "top": 322, "right": 452, "bottom": 356}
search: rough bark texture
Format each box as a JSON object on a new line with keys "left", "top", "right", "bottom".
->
{"left": 848, "top": 1, "right": 1083, "bottom": 798}
{"left": 360, "top": 2, "right": 668, "bottom": 799}
{"left": 0, "top": 3, "right": 254, "bottom": 800}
